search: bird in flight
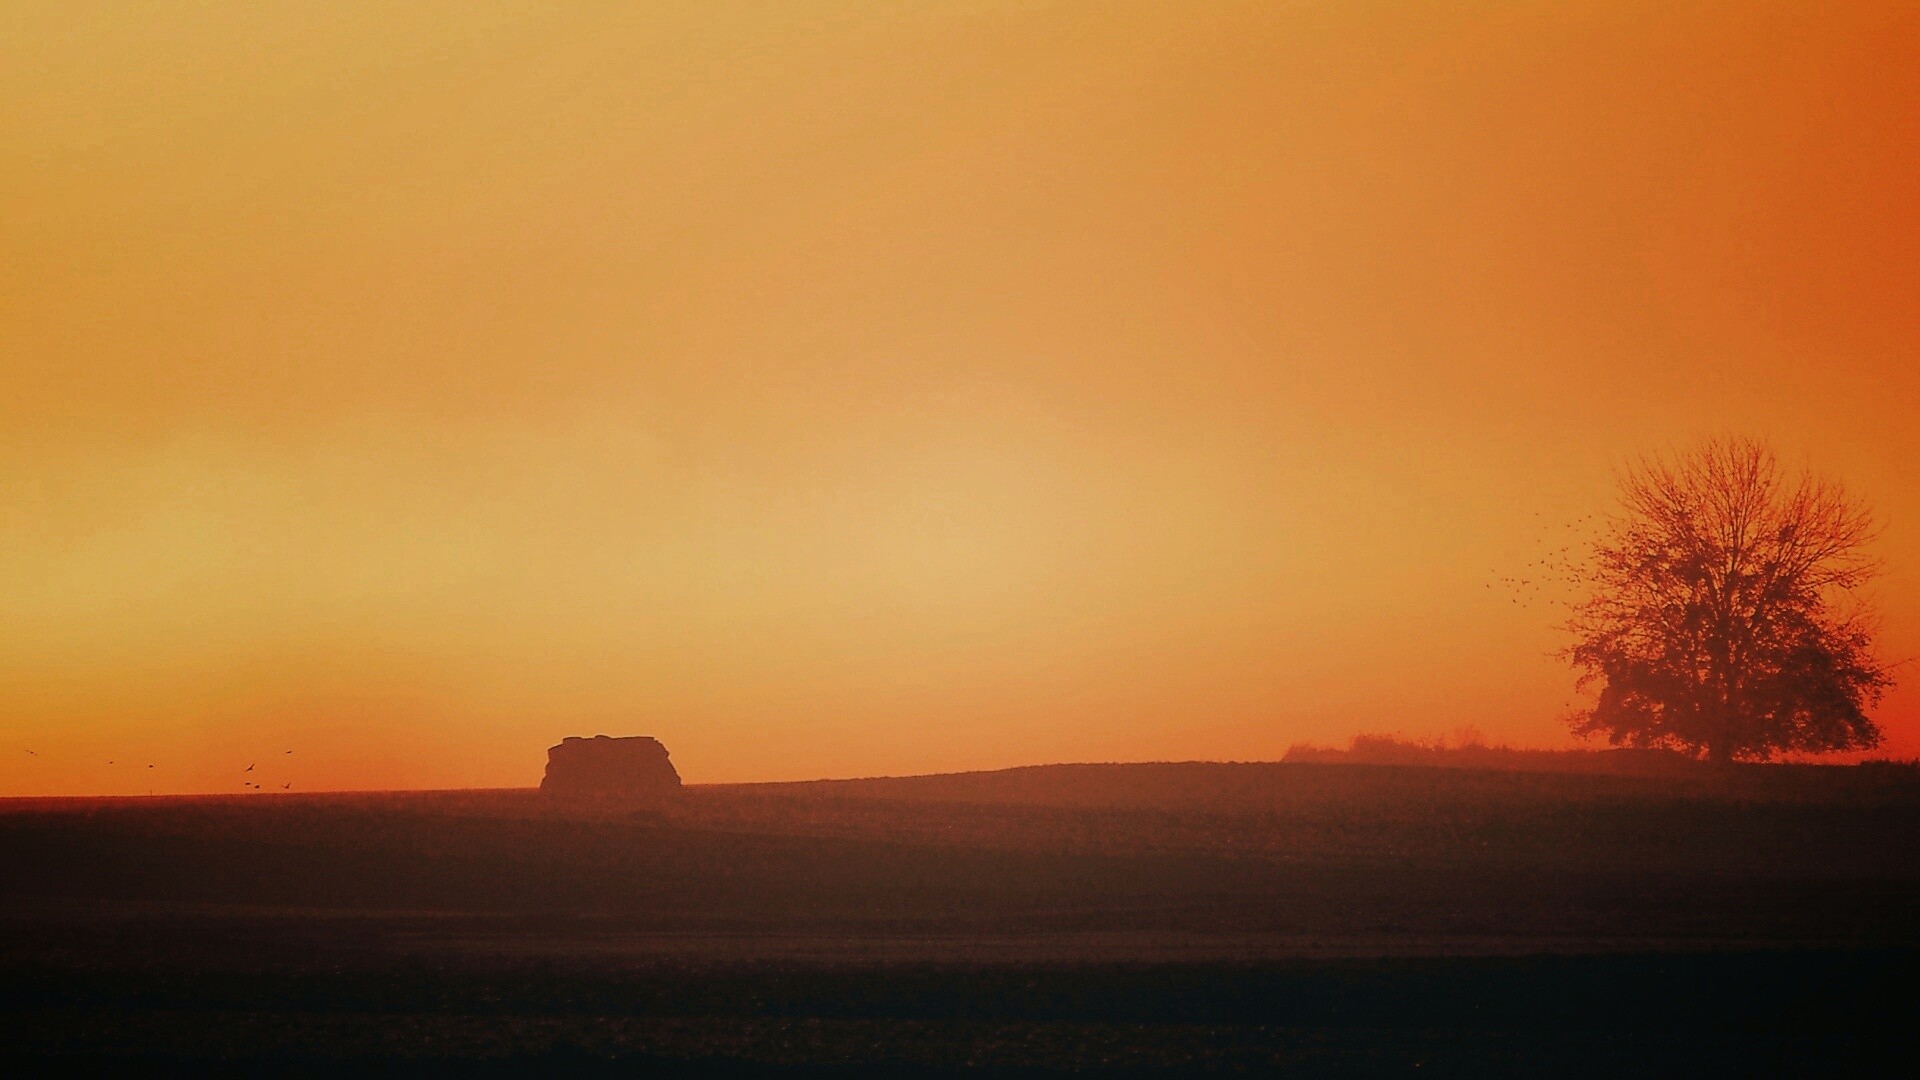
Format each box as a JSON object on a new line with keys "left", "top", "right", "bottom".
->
{"left": 281, "top": 782, "right": 291, "bottom": 790}
{"left": 245, "top": 763, "right": 255, "bottom": 772}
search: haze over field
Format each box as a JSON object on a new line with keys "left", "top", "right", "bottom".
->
{"left": 5, "top": 1, "right": 1920, "bottom": 794}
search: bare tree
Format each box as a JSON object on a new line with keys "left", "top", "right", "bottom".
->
{"left": 1565, "top": 437, "right": 1893, "bottom": 763}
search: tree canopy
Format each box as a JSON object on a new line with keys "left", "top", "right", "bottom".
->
{"left": 1566, "top": 437, "right": 1893, "bottom": 762}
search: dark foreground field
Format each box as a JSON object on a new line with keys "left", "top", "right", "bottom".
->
{"left": 4, "top": 761, "right": 1917, "bottom": 1074}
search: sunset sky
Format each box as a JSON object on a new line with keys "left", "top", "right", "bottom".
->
{"left": 5, "top": 1, "right": 1918, "bottom": 795}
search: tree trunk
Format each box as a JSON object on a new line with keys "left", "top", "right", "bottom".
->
{"left": 1707, "top": 735, "right": 1733, "bottom": 766}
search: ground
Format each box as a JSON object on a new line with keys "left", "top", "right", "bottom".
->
{"left": 3, "top": 761, "right": 1916, "bottom": 1074}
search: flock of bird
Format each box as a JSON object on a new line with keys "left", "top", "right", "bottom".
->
{"left": 18, "top": 747, "right": 297, "bottom": 793}
{"left": 1486, "top": 512, "right": 1604, "bottom": 611}
{"left": 238, "top": 751, "right": 297, "bottom": 791}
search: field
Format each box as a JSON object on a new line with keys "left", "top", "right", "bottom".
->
{"left": 4, "top": 761, "right": 1918, "bottom": 1074}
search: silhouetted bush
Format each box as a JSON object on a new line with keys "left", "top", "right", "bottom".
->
{"left": 1282, "top": 734, "right": 1700, "bottom": 775}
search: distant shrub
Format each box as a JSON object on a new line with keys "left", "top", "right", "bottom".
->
{"left": 1282, "top": 733, "right": 1701, "bottom": 776}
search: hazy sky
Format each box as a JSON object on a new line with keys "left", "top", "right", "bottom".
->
{"left": 5, "top": 1, "right": 1918, "bottom": 794}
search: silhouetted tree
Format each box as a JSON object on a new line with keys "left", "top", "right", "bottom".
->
{"left": 1565, "top": 437, "right": 1893, "bottom": 763}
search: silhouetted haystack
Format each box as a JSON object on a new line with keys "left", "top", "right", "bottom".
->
{"left": 540, "top": 735, "right": 681, "bottom": 807}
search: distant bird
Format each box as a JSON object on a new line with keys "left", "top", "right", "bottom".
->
{"left": 23, "top": 750, "right": 34, "bottom": 756}
{"left": 146, "top": 764, "right": 154, "bottom": 769}
{"left": 285, "top": 750, "right": 293, "bottom": 755}
{"left": 281, "top": 782, "right": 291, "bottom": 790}
{"left": 245, "top": 763, "right": 254, "bottom": 772}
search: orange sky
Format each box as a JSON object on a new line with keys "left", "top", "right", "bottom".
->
{"left": 4, "top": 1, "right": 1919, "bottom": 795}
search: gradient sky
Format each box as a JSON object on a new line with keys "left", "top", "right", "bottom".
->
{"left": 5, "top": 1, "right": 1918, "bottom": 795}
